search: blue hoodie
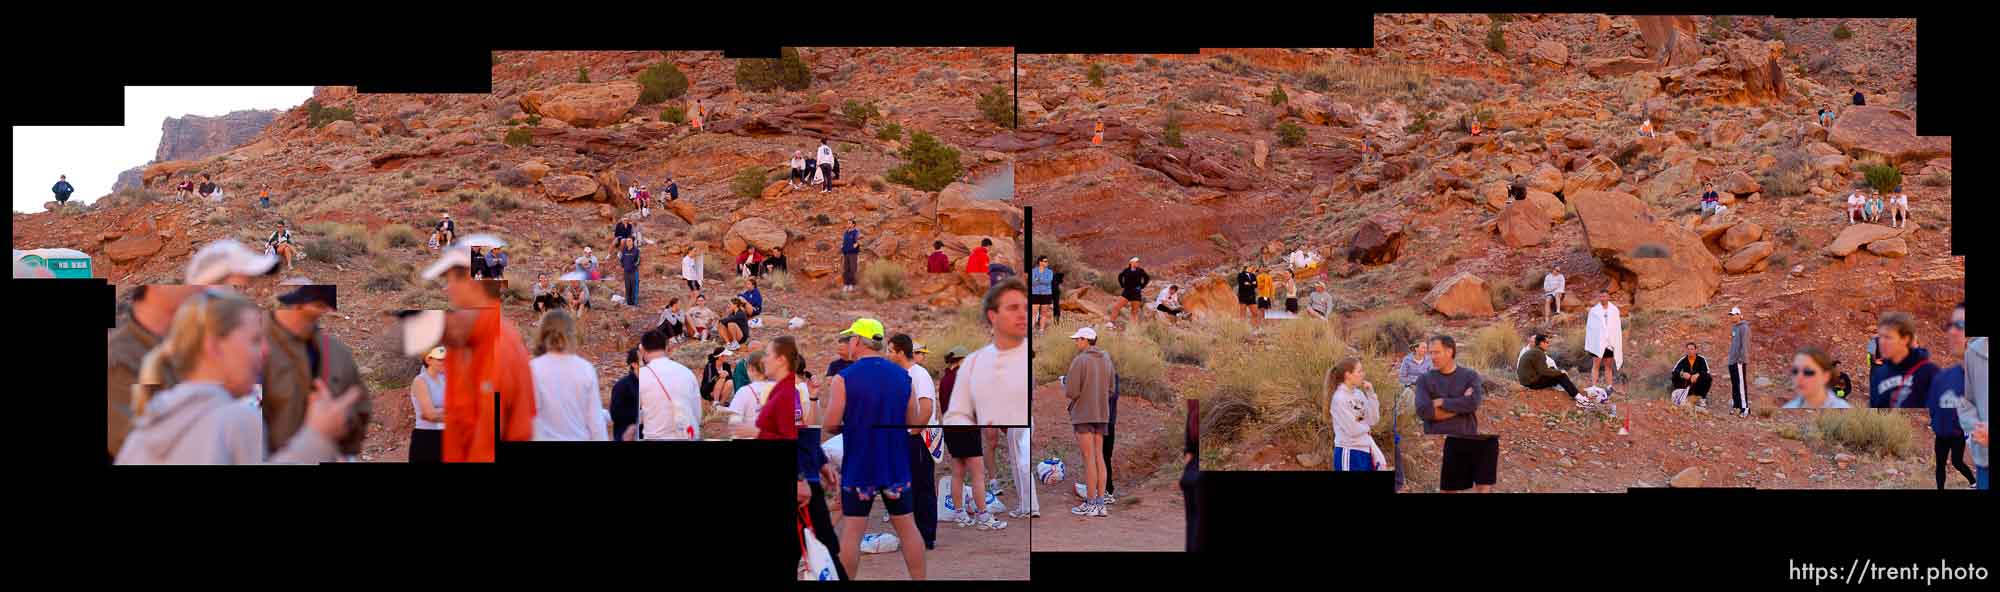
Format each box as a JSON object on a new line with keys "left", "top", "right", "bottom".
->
{"left": 841, "top": 229, "right": 860, "bottom": 255}
{"left": 1929, "top": 365, "right": 1966, "bottom": 438}
{"left": 1869, "top": 347, "right": 1938, "bottom": 409}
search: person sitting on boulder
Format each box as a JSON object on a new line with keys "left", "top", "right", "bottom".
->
{"left": 1541, "top": 267, "right": 1567, "bottom": 324}
{"left": 1637, "top": 118, "right": 1656, "bottom": 138}
{"left": 1889, "top": 186, "right": 1909, "bottom": 229}
{"left": 739, "top": 277, "right": 764, "bottom": 319}
{"left": 175, "top": 176, "right": 196, "bottom": 200}
{"left": 1818, "top": 107, "right": 1835, "bottom": 127}
{"left": 763, "top": 245, "right": 788, "bottom": 276}
{"left": 663, "top": 176, "right": 679, "bottom": 202}
{"left": 1508, "top": 175, "right": 1528, "bottom": 203}
{"left": 1847, "top": 190, "right": 1867, "bottom": 224}
{"left": 1154, "top": 284, "right": 1187, "bottom": 321}
{"left": 928, "top": 241, "right": 952, "bottom": 274}
{"left": 788, "top": 151, "right": 807, "bottom": 190}
{"left": 197, "top": 174, "right": 218, "bottom": 201}
{"left": 634, "top": 185, "right": 651, "bottom": 219}
{"left": 434, "top": 213, "right": 456, "bottom": 249}
{"left": 1866, "top": 191, "right": 1886, "bottom": 224}
{"left": 1517, "top": 333, "right": 1584, "bottom": 402}
{"left": 1699, "top": 183, "right": 1722, "bottom": 218}
{"left": 1306, "top": 282, "right": 1334, "bottom": 321}
{"left": 1671, "top": 342, "right": 1714, "bottom": 407}
{"left": 1468, "top": 117, "right": 1483, "bottom": 136}
{"left": 267, "top": 220, "right": 298, "bottom": 272}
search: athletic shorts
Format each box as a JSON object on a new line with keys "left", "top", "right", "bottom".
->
{"left": 1073, "top": 422, "right": 1109, "bottom": 435}
{"left": 1237, "top": 292, "right": 1257, "bottom": 306}
{"left": 1122, "top": 289, "right": 1144, "bottom": 302}
{"left": 1599, "top": 348, "right": 1616, "bottom": 359}
{"left": 841, "top": 485, "right": 915, "bottom": 518}
{"left": 944, "top": 427, "right": 983, "bottom": 458}
{"left": 1439, "top": 435, "right": 1500, "bottom": 491}
{"left": 1257, "top": 297, "right": 1272, "bottom": 310}
{"left": 1030, "top": 293, "right": 1055, "bottom": 305}
{"left": 1331, "top": 446, "right": 1374, "bottom": 471}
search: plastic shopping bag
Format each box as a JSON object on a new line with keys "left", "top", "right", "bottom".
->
{"left": 859, "top": 532, "right": 900, "bottom": 554}
{"left": 798, "top": 510, "right": 840, "bottom": 581}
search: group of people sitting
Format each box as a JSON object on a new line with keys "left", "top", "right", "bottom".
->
{"left": 624, "top": 177, "right": 677, "bottom": 219}
{"left": 170, "top": 173, "right": 224, "bottom": 202}
{"left": 1847, "top": 186, "right": 1910, "bottom": 227}
{"left": 648, "top": 276, "right": 767, "bottom": 352}
{"left": 788, "top": 139, "right": 841, "bottom": 193}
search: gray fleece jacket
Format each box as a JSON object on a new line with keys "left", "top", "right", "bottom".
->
{"left": 1727, "top": 320, "right": 1750, "bottom": 366}
{"left": 1957, "top": 337, "right": 1989, "bottom": 467}
{"left": 1065, "top": 347, "right": 1115, "bottom": 425}
{"left": 113, "top": 382, "right": 340, "bottom": 465}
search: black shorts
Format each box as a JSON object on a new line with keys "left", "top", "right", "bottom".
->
{"left": 1257, "top": 297, "right": 1272, "bottom": 310}
{"left": 1030, "top": 293, "right": 1055, "bottom": 305}
{"left": 1439, "top": 435, "right": 1500, "bottom": 491}
{"left": 1074, "top": 422, "right": 1109, "bottom": 434}
{"left": 841, "top": 485, "right": 915, "bottom": 518}
{"left": 1598, "top": 348, "right": 1616, "bottom": 359}
{"left": 1122, "top": 289, "right": 1143, "bottom": 302}
{"left": 1238, "top": 293, "right": 1256, "bottom": 306}
{"left": 944, "top": 427, "right": 983, "bottom": 458}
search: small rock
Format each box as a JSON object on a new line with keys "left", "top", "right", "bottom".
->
{"left": 1296, "top": 452, "right": 1322, "bottom": 468}
{"left": 1774, "top": 472, "right": 1787, "bottom": 480}
{"left": 1557, "top": 456, "right": 1577, "bottom": 468}
{"left": 1669, "top": 466, "right": 1703, "bottom": 488}
{"left": 1757, "top": 457, "right": 1776, "bottom": 464}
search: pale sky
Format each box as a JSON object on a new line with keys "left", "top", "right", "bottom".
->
{"left": 11, "top": 86, "right": 314, "bottom": 214}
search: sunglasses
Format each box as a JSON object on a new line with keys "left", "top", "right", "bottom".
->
{"left": 1947, "top": 319, "right": 1966, "bottom": 331}
{"left": 1789, "top": 366, "right": 1820, "bottom": 378}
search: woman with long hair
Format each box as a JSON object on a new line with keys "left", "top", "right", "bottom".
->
{"left": 529, "top": 309, "right": 609, "bottom": 440}
{"left": 409, "top": 346, "right": 448, "bottom": 463}
{"left": 1782, "top": 346, "right": 1853, "bottom": 409}
{"left": 766, "top": 336, "right": 847, "bottom": 579}
{"left": 1325, "top": 357, "right": 1386, "bottom": 471}
{"left": 115, "top": 289, "right": 361, "bottom": 464}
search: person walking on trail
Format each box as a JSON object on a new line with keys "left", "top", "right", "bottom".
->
{"left": 409, "top": 347, "right": 448, "bottom": 462}
{"left": 821, "top": 318, "right": 928, "bottom": 580}
{"left": 1114, "top": 257, "right": 1151, "bottom": 327}
{"left": 888, "top": 335, "right": 943, "bottom": 549}
{"left": 1517, "top": 333, "right": 1585, "bottom": 404}
{"left": 965, "top": 238, "right": 992, "bottom": 284}
{"left": 635, "top": 329, "right": 702, "bottom": 441}
{"left": 1236, "top": 264, "right": 1260, "bottom": 326}
{"left": 1954, "top": 330, "right": 1989, "bottom": 490}
{"left": 106, "top": 285, "right": 203, "bottom": 461}
{"left": 927, "top": 241, "right": 952, "bottom": 274}
{"left": 1869, "top": 311, "right": 1940, "bottom": 409}
{"left": 115, "top": 290, "right": 362, "bottom": 465}
{"left": 1926, "top": 303, "right": 1976, "bottom": 488}
{"left": 1584, "top": 290, "right": 1623, "bottom": 393}
{"left": 936, "top": 346, "right": 1005, "bottom": 530}
{"left": 434, "top": 213, "right": 457, "bottom": 250}
{"left": 1671, "top": 342, "right": 1715, "bottom": 408}
{"left": 528, "top": 310, "right": 609, "bottom": 441}
{"left": 1782, "top": 347, "right": 1853, "bottom": 409}
{"left": 262, "top": 283, "right": 372, "bottom": 459}
{"left": 423, "top": 240, "right": 537, "bottom": 461}
{"left": 1064, "top": 326, "right": 1115, "bottom": 517}
{"left": 618, "top": 237, "right": 641, "bottom": 307}
{"left": 691, "top": 98, "right": 705, "bottom": 130}
{"left": 52, "top": 175, "right": 74, "bottom": 204}
{"left": 1327, "top": 357, "right": 1386, "bottom": 471}
{"left": 1726, "top": 306, "right": 1752, "bottom": 417}
{"left": 1030, "top": 256, "right": 1056, "bottom": 330}
{"left": 943, "top": 279, "right": 1036, "bottom": 518}
{"left": 840, "top": 220, "right": 861, "bottom": 294}
{"left": 610, "top": 348, "right": 641, "bottom": 442}
{"left": 267, "top": 220, "right": 298, "bottom": 272}
{"left": 681, "top": 244, "right": 705, "bottom": 293}
{"left": 1541, "top": 267, "right": 1566, "bottom": 323}
{"left": 816, "top": 140, "right": 837, "bottom": 193}
{"left": 1414, "top": 335, "right": 1495, "bottom": 493}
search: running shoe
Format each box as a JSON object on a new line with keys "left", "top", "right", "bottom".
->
{"left": 974, "top": 512, "right": 1009, "bottom": 531}
{"left": 1089, "top": 502, "right": 1109, "bottom": 517}
{"left": 1101, "top": 493, "right": 1117, "bottom": 505}
{"left": 1574, "top": 393, "right": 1593, "bottom": 408}
{"left": 1007, "top": 508, "right": 1037, "bottom": 519}
{"left": 1596, "top": 390, "right": 1611, "bottom": 405}
{"left": 1070, "top": 501, "right": 1094, "bottom": 516}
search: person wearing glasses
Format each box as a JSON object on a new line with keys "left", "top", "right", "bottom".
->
{"left": 1782, "top": 346, "right": 1853, "bottom": 409}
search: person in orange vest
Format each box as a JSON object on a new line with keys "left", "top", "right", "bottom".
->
{"left": 421, "top": 238, "right": 536, "bottom": 462}
{"left": 1092, "top": 120, "right": 1104, "bottom": 146}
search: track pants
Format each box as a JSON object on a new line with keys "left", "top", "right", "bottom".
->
{"left": 1103, "top": 391, "right": 1118, "bottom": 496}
{"left": 1008, "top": 426, "right": 1038, "bottom": 514}
{"left": 1728, "top": 363, "right": 1749, "bottom": 413}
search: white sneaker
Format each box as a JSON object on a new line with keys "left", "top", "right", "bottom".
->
{"left": 1101, "top": 493, "right": 1117, "bottom": 506}
{"left": 974, "top": 512, "right": 1008, "bottom": 530}
{"left": 1091, "top": 503, "right": 1109, "bottom": 517}
{"left": 940, "top": 509, "right": 964, "bottom": 525}
{"left": 1070, "top": 502, "right": 1094, "bottom": 516}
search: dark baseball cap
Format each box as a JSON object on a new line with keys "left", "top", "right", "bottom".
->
{"left": 277, "top": 284, "right": 338, "bottom": 309}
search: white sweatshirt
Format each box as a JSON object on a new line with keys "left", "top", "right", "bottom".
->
{"left": 114, "top": 382, "right": 339, "bottom": 465}
{"left": 1543, "top": 272, "right": 1565, "bottom": 295}
{"left": 816, "top": 145, "right": 836, "bottom": 166}
{"left": 1329, "top": 383, "right": 1382, "bottom": 453}
{"left": 942, "top": 341, "right": 1029, "bottom": 426}
{"left": 682, "top": 254, "right": 703, "bottom": 282}
{"left": 530, "top": 353, "right": 610, "bottom": 441}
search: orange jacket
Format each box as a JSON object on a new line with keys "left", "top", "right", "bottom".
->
{"left": 444, "top": 306, "right": 537, "bottom": 462}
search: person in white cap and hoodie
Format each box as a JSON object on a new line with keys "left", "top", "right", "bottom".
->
{"left": 185, "top": 239, "right": 281, "bottom": 290}
{"left": 1584, "top": 289, "right": 1623, "bottom": 393}
{"left": 1064, "top": 326, "right": 1115, "bottom": 517}
{"left": 1726, "top": 305, "right": 1752, "bottom": 417}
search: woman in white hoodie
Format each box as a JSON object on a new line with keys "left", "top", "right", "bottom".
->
{"left": 1325, "top": 357, "right": 1385, "bottom": 471}
{"left": 681, "top": 244, "right": 705, "bottom": 292}
{"left": 115, "top": 289, "right": 360, "bottom": 465}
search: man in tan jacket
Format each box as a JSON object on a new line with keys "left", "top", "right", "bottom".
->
{"left": 1064, "top": 326, "right": 1116, "bottom": 517}
{"left": 262, "top": 284, "right": 372, "bottom": 456}
{"left": 106, "top": 285, "right": 199, "bottom": 460}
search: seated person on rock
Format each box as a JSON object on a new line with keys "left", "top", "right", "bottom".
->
{"left": 1671, "top": 341, "right": 1714, "bottom": 406}
{"left": 1517, "top": 332, "right": 1583, "bottom": 401}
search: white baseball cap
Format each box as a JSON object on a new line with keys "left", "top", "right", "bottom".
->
{"left": 1729, "top": 306, "right": 1741, "bottom": 316}
{"left": 1070, "top": 326, "right": 1097, "bottom": 340}
{"left": 394, "top": 309, "right": 446, "bottom": 357}
{"left": 185, "top": 239, "right": 280, "bottom": 285}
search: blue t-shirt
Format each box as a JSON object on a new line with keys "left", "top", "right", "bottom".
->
{"left": 841, "top": 229, "right": 860, "bottom": 255}
{"left": 836, "top": 356, "right": 913, "bottom": 495}
{"left": 1929, "top": 366, "right": 1966, "bottom": 438}
{"left": 740, "top": 288, "right": 763, "bottom": 315}
{"left": 1030, "top": 268, "right": 1054, "bottom": 295}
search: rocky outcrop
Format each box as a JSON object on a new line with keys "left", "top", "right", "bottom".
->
{"left": 936, "top": 182, "right": 1024, "bottom": 238}
{"left": 520, "top": 82, "right": 642, "bottom": 128}
{"left": 708, "top": 102, "right": 857, "bottom": 138}
{"left": 1496, "top": 199, "right": 1552, "bottom": 248}
{"left": 1530, "top": 40, "right": 1569, "bottom": 66}
{"left": 1422, "top": 272, "right": 1496, "bottom": 319}
{"left": 1562, "top": 156, "right": 1622, "bottom": 197}
{"left": 1135, "top": 142, "right": 1256, "bottom": 191}
{"left": 1823, "top": 224, "right": 1903, "bottom": 258}
{"left": 1723, "top": 241, "right": 1774, "bottom": 274}
{"left": 723, "top": 217, "right": 788, "bottom": 256}
{"left": 1866, "top": 238, "right": 1909, "bottom": 258}
{"left": 1657, "top": 38, "right": 1789, "bottom": 105}
{"left": 140, "top": 160, "right": 203, "bottom": 188}
{"left": 1585, "top": 56, "right": 1659, "bottom": 78}
{"left": 1525, "top": 191, "right": 1567, "bottom": 223}
{"left": 1635, "top": 16, "right": 1703, "bottom": 67}
{"left": 1570, "top": 190, "right": 1722, "bottom": 310}
{"left": 1348, "top": 212, "right": 1407, "bottom": 265}
{"left": 1718, "top": 222, "right": 1765, "bottom": 253}
{"left": 1826, "top": 106, "right": 1951, "bottom": 167}
{"left": 113, "top": 109, "right": 281, "bottom": 192}
{"left": 542, "top": 174, "right": 600, "bottom": 202}
{"left": 104, "top": 220, "right": 164, "bottom": 263}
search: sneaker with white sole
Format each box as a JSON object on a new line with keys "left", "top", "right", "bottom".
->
{"left": 1101, "top": 493, "right": 1117, "bottom": 505}
{"left": 1070, "top": 502, "right": 1094, "bottom": 516}
{"left": 1090, "top": 502, "right": 1109, "bottom": 517}
{"left": 1007, "top": 508, "right": 1036, "bottom": 519}
{"left": 1574, "top": 393, "right": 1593, "bottom": 408}
{"left": 974, "top": 512, "right": 1008, "bottom": 530}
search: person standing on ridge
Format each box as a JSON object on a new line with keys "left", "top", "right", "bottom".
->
{"left": 1585, "top": 290, "right": 1623, "bottom": 394}
{"left": 681, "top": 244, "right": 705, "bottom": 293}
{"left": 52, "top": 175, "right": 74, "bottom": 204}
{"left": 1029, "top": 257, "right": 1054, "bottom": 329}
{"left": 619, "top": 237, "right": 641, "bottom": 308}
{"left": 1115, "top": 257, "right": 1151, "bottom": 327}
{"left": 841, "top": 220, "right": 862, "bottom": 294}
{"left": 1726, "top": 306, "right": 1752, "bottom": 417}
{"left": 816, "top": 139, "right": 837, "bottom": 194}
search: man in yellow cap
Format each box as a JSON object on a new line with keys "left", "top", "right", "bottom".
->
{"left": 822, "top": 317, "right": 928, "bottom": 579}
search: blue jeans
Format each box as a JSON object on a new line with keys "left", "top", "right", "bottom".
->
{"left": 1701, "top": 202, "right": 1719, "bottom": 216}
{"left": 1980, "top": 465, "right": 1990, "bottom": 490}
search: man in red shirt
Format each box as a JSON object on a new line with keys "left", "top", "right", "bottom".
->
{"left": 926, "top": 241, "right": 951, "bottom": 274}
{"left": 964, "top": 238, "right": 992, "bottom": 286}
{"left": 422, "top": 237, "right": 536, "bottom": 462}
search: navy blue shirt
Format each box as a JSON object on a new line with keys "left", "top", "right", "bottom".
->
{"left": 619, "top": 247, "right": 640, "bottom": 274}
{"left": 1929, "top": 366, "right": 1966, "bottom": 437}
{"left": 610, "top": 373, "right": 639, "bottom": 440}
{"left": 664, "top": 181, "right": 679, "bottom": 200}
{"left": 841, "top": 229, "right": 860, "bottom": 255}
{"left": 740, "top": 288, "right": 763, "bottom": 315}
{"left": 1869, "top": 347, "right": 1939, "bottom": 408}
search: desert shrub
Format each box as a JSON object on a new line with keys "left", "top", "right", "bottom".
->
{"left": 841, "top": 99, "right": 880, "bottom": 126}
{"left": 1486, "top": 23, "right": 1507, "bottom": 54}
{"left": 637, "top": 61, "right": 690, "bottom": 104}
{"left": 862, "top": 259, "right": 909, "bottom": 300}
{"left": 1087, "top": 62, "right": 1106, "bottom": 86}
{"left": 1708, "top": 15, "right": 1735, "bottom": 39}
{"left": 491, "top": 51, "right": 500, "bottom": 66}
{"left": 1141, "top": 320, "right": 1219, "bottom": 367}
{"left": 1488, "top": 13, "right": 1515, "bottom": 22}
{"left": 735, "top": 47, "right": 812, "bottom": 92}
{"left": 917, "top": 315, "right": 990, "bottom": 378}
{"left": 1214, "top": 319, "right": 1345, "bottom": 450}
{"left": 977, "top": 84, "right": 1016, "bottom": 129}
{"left": 504, "top": 127, "right": 533, "bottom": 148}
{"left": 660, "top": 105, "right": 687, "bottom": 124}
{"left": 1518, "top": 267, "right": 1549, "bottom": 292}
{"left": 560, "top": 225, "right": 589, "bottom": 248}
{"left": 1761, "top": 147, "right": 1811, "bottom": 197}
{"left": 732, "top": 167, "right": 769, "bottom": 199}
{"left": 1163, "top": 106, "right": 1186, "bottom": 148}
{"left": 885, "top": 131, "right": 964, "bottom": 192}
{"left": 1359, "top": 307, "right": 1427, "bottom": 356}
{"left": 1276, "top": 120, "right": 1306, "bottom": 147}
{"left": 1832, "top": 23, "right": 1853, "bottom": 40}
{"left": 1555, "top": 323, "right": 1592, "bottom": 370}
{"left": 1813, "top": 409, "right": 1913, "bottom": 457}
{"left": 475, "top": 190, "right": 522, "bottom": 212}
{"left": 877, "top": 122, "right": 903, "bottom": 141}
{"left": 302, "top": 222, "right": 370, "bottom": 263}
{"left": 1921, "top": 170, "right": 1950, "bottom": 187}
{"left": 467, "top": 202, "right": 493, "bottom": 223}
{"left": 1268, "top": 84, "right": 1289, "bottom": 106}
{"left": 1465, "top": 324, "right": 1524, "bottom": 374}
{"left": 576, "top": 65, "right": 590, "bottom": 83}
{"left": 374, "top": 223, "right": 421, "bottom": 250}
{"left": 1303, "top": 72, "right": 1332, "bottom": 92}
{"left": 1488, "top": 282, "right": 1519, "bottom": 312}
{"left": 1033, "top": 236, "right": 1106, "bottom": 294}
{"left": 304, "top": 100, "right": 355, "bottom": 129}
{"left": 1862, "top": 163, "right": 1902, "bottom": 194}
{"left": 1200, "top": 388, "right": 1259, "bottom": 445}
{"left": 1187, "top": 84, "right": 1223, "bottom": 104}
{"left": 1406, "top": 111, "right": 1435, "bottom": 134}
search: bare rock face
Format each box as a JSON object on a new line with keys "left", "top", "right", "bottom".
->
{"left": 114, "top": 109, "right": 281, "bottom": 192}
{"left": 708, "top": 102, "right": 856, "bottom": 138}
{"left": 1719, "top": 222, "right": 1765, "bottom": 253}
{"left": 517, "top": 161, "right": 551, "bottom": 182}
{"left": 1496, "top": 200, "right": 1552, "bottom": 248}
{"left": 1723, "top": 241, "right": 1774, "bottom": 274}
{"left": 520, "top": 81, "right": 643, "bottom": 128}
{"left": 1585, "top": 56, "right": 1659, "bottom": 78}
{"left": 1348, "top": 212, "right": 1407, "bottom": 265}
{"left": 1570, "top": 190, "right": 1722, "bottom": 310}
{"left": 1529, "top": 164, "right": 1564, "bottom": 194}
{"left": 1707, "top": 120, "right": 1745, "bottom": 148}
{"left": 1563, "top": 156, "right": 1622, "bottom": 197}
{"left": 542, "top": 174, "right": 600, "bottom": 202}
{"left": 1526, "top": 190, "right": 1567, "bottom": 223}
{"left": 665, "top": 200, "right": 699, "bottom": 225}
{"left": 1827, "top": 106, "right": 1952, "bottom": 167}
{"left": 1135, "top": 142, "right": 1256, "bottom": 191}
{"left": 1823, "top": 224, "right": 1903, "bottom": 258}
{"left": 723, "top": 217, "right": 788, "bottom": 257}
{"left": 1657, "top": 38, "right": 1790, "bottom": 104}
{"left": 105, "top": 220, "right": 165, "bottom": 263}
{"left": 936, "top": 182, "right": 1024, "bottom": 238}
{"left": 1865, "top": 237, "right": 1909, "bottom": 258}
{"left": 1530, "top": 40, "right": 1570, "bottom": 66}
{"left": 1635, "top": 16, "right": 1703, "bottom": 67}
{"left": 1422, "top": 272, "right": 1496, "bottom": 319}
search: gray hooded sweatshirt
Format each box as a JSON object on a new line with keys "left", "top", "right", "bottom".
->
{"left": 1957, "top": 337, "right": 1989, "bottom": 468}
{"left": 1727, "top": 320, "right": 1750, "bottom": 366}
{"left": 1064, "top": 347, "right": 1115, "bottom": 425}
{"left": 113, "top": 382, "right": 340, "bottom": 465}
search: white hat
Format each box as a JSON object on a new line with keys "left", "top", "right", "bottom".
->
{"left": 186, "top": 239, "right": 279, "bottom": 285}
{"left": 1070, "top": 326, "right": 1097, "bottom": 340}
{"left": 397, "top": 310, "right": 446, "bottom": 357}
{"left": 1729, "top": 306, "right": 1741, "bottom": 316}
{"left": 1129, "top": 257, "right": 1140, "bottom": 263}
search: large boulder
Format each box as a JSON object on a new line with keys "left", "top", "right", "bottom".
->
{"left": 1528, "top": 164, "right": 1564, "bottom": 194}
{"left": 1570, "top": 190, "right": 1722, "bottom": 310}
{"left": 708, "top": 102, "right": 854, "bottom": 138}
{"left": 1585, "top": 56, "right": 1659, "bottom": 78}
{"left": 319, "top": 120, "right": 361, "bottom": 142}
{"left": 1866, "top": 238, "right": 1909, "bottom": 258}
{"left": 1723, "top": 241, "right": 1774, "bottom": 274}
{"left": 1530, "top": 40, "right": 1570, "bottom": 66}
{"left": 1176, "top": 274, "right": 1242, "bottom": 321}
{"left": 1721, "top": 170, "right": 1760, "bottom": 196}
{"left": 517, "top": 161, "right": 551, "bottom": 181}
{"left": 1823, "top": 224, "right": 1903, "bottom": 258}
{"left": 1636, "top": 162, "right": 1705, "bottom": 204}
{"left": 104, "top": 221, "right": 164, "bottom": 263}
{"left": 1718, "top": 222, "right": 1764, "bottom": 253}
{"left": 1563, "top": 156, "right": 1622, "bottom": 197}
{"left": 936, "top": 182, "right": 1024, "bottom": 238}
{"left": 1496, "top": 200, "right": 1552, "bottom": 248}
{"left": 1348, "top": 212, "right": 1407, "bottom": 265}
{"left": 722, "top": 217, "right": 787, "bottom": 257}
{"left": 1707, "top": 120, "right": 1745, "bottom": 148}
{"left": 542, "top": 174, "right": 600, "bottom": 202}
{"left": 1827, "top": 106, "right": 1952, "bottom": 167}
{"left": 519, "top": 81, "right": 643, "bottom": 128}
{"left": 1635, "top": 16, "right": 1704, "bottom": 67}
{"left": 665, "top": 200, "right": 699, "bottom": 225}
{"left": 1657, "top": 38, "right": 1788, "bottom": 104}
{"left": 1525, "top": 190, "right": 1567, "bottom": 223}
{"left": 1422, "top": 272, "right": 1496, "bottom": 319}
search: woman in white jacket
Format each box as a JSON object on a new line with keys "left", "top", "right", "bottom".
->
{"left": 1584, "top": 290, "right": 1623, "bottom": 392}
{"left": 681, "top": 244, "right": 704, "bottom": 292}
{"left": 115, "top": 289, "right": 361, "bottom": 465}
{"left": 1325, "top": 357, "right": 1386, "bottom": 471}
{"left": 529, "top": 309, "right": 610, "bottom": 441}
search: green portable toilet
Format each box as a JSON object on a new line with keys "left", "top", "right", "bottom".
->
{"left": 15, "top": 248, "right": 94, "bottom": 279}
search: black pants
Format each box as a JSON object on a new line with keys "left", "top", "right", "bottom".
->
{"left": 56, "top": 193, "right": 70, "bottom": 204}
{"left": 533, "top": 294, "right": 558, "bottom": 312}
{"left": 1180, "top": 459, "right": 1202, "bottom": 552}
{"left": 1523, "top": 374, "right": 1581, "bottom": 398}
{"left": 658, "top": 319, "right": 684, "bottom": 339}
{"left": 1728, "top": 363, "right": 1749, "bottom": 412}
{"left": 1104, "top": 392, "right": 1119, "bottom": 495}
{"left": 1937, "top": 437, "right": 1976, "bottom": 489}
{"left": 685, "top": 279, "right": 701, "bottom": 291}
{"left": 803, "top": 479, "right": 850, "bottom": 581}
{"left": 489, "top": 264, "right": 506, "bottom": 279}
{"left": 820, "top": 164, "right": 835, "bottom": 191}
{"left": 907, "top": 434, "right": 937, "bottom": 549}
{"left": 409, "top": 429, "right": 443, "bottom": 463}
{"left": 1673, "top": 373, "right": 1713, "bottom": 401}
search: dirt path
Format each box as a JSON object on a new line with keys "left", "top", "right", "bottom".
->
{"left": 1029, "top": 382, "right": 1187, "bottom": 552}
{"left": 843, "top": 472, "right": 1030, "bottom": 580}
